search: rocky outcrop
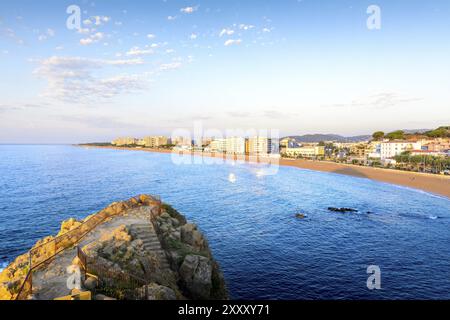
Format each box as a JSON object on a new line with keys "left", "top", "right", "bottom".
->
{"left": 0, "top": 195, "right": 228, "bottom": 300}
{"left": 153, "top": 204, "right": 228, "bottom": 300}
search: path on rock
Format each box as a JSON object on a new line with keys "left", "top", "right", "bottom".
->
{"left": 32, "top": 205, "right": 169, "bottom": 300}
{"left": 130, "top": 223, "right": 171, "bottom": 271}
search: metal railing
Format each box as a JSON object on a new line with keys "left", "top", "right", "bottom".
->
{"left": 13, "top": 195, "right": 162, "bottom": 300}
{"left": 80, "top": 249, "right": 149, "bottom": 300}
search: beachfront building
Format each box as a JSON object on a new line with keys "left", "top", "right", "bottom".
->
{"left": 410, "top": 150, "right": 447, "bottom": 157}
{"left": 380, "top": 140, "right": 422, "bottom": 160}
{"left": 366, "top": 141, "right": 382, "bottom": 159}
{"left": 421, "top": 138, "right": 450, "bottom": 153}
{"left": 285, "top": 145, "right": 325, "bottom": 158}
{"left": 349, "top": 143, "right": 369, "bottom": 159}
{"left": 209, "top": 139, "right": 226, "bottom": 153}
{"left": 140, "top": 136, "right": 169, "bottom": 148}
{"left": 112, "top": 137, "right": 138, "bottom": 146}
{"left": 225, "top": 137, "right": 246, "bottom": 154}
{"left": 246, "top": 137, "right": 272, "bottom": 155}
{"left": 171, "top": 136, "right": 192, "bottom": 147}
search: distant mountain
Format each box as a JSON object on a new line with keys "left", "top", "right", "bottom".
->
{"left": 402, "top": 129, "right": 432, "bottom": 134}
{"left": 283, "top": 134, "right": 371, "bottom": 143}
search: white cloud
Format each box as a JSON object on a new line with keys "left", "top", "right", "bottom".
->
{"left": 224, "top": 39, "right": 242, "bottom": 46}
{"left": 180, "top": 6, "right": 197, "bottom": 14}
{"left": 168, "top": 15, "right": 177, "bottom": 21}
{"left": 80, "top": 32, "right": 104, "bottom": 46}
{"left": 190, "top": 33, "right": 198, "bottom": 40}
{"left": 37, "top": 28, "right": 55, "bottom": 41}
{"left": 80, "top": 38, "right": 94, "bottom": 45}
{"left": 147, "top": 33, "right": 156, "bottom": 39}
{"left": 78, "top": 28, "right": 91, "bottom": 35}
{"left": 262, "top": 28, "right": 271, "bottom": 33}
{"left": 159, "top": 62, "right": 182, "bottom": 71}
{"left": 83, "top": 19, "right": 92, "bottom": 26}
{"left": 33, "top": 56, "right": 147, "bottom": 101}
{"left": 47, "top": 28, "right": 55, "bottom": 37}
{"left": 324, "top": 92, "right": 424, "bottom": 110}
{"left": 93, "top": 16, "right": 111, "bottom": 26}
{"left": 239, "top": 24, "right": 255, "bottom": 31}
{"left": 219, "top": 28, "right": 234, "bottom": 37}
{"left": 126, "top": 46, "right": 154, "bottom": 56}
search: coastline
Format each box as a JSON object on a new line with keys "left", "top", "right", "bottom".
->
{"left": 79, "top": 145, "right": 450, "bottom": 199}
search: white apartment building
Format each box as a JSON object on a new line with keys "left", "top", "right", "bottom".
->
{"left": 380, "top": 141, "right": 422, "bottom": 160}
{"left": 141, "top": 136, "right": 169, "bottom": 148}
{"left": 225, "top": 137, "right": 246, "bottom": 154}
{"left": 366, "top": 142, "right": 382, "bottom": 159}
{"left": 171, "top": 136, "right": 192, "bottom": 147}
{"left": 209, "top": 139, "right": 226, "bottom": 153}
{"left": 285, "top": 146, "right": 325, "bottom": 158}
{"left": 247, "top": 137, "right": 272, "bottom": 155}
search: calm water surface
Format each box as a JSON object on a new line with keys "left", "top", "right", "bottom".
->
{"left": 1, "top": 145, "right": 449, "bottom": 299}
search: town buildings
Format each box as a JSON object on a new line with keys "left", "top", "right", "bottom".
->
{"left": 246, "top": 137, "right": 273, "bottom": 155}
{"left": 285, "top": 145, "right": 325, "bottom": 158}
{"left": 380, "top": 141, "right": 422, "bottom": 160}
{"left": 139, "top": 136, "right": 169, "bottom": 148}
{"left": 111, "top": 137, "right": 138, "bottom": 146}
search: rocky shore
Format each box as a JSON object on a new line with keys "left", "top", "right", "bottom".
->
{"left": 0, "top": 195, "right": 228, "bottom": 300}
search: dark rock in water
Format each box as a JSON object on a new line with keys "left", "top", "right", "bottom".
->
{"left": 328, "top": 207, "right": 358, "bottom": 213}
{"left": 295, "top": 213, "right": 306, "bottom": 219}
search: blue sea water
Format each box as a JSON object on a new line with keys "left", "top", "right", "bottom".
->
{"left": 0, "top": 145, "right": 450, "bottom": 299}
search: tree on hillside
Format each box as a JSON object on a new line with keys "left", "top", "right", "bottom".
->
{"left": 372, "top": 131, "right": 385, "bottom": 141}
{"left": 425, "top": 127, "right": 450, "bottom": 138}
{"left": 386, "top": 130, "right": 405, "bottom": 140}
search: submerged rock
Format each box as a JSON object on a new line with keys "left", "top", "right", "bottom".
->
{"left": 328, "top": 207, "right": 358, "bottom": 213}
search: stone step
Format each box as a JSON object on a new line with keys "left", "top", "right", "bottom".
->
{"left": 134, "top": 232, "right": 157, "bottom": 237}
{"left": 140, "top": 235, "right": 158, "bottom": 239}
{"left": 140, "top": 239, "right": 158, "bottom": 244}
{"left": 142, "top": 240, "right": 160, "bottom": 245}
{"left": 144, "top": 245, "right": 162, "bottom": 251}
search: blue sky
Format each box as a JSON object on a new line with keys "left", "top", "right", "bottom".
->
{"left": 0, "top": 0, "right": 449, "bottom": 143}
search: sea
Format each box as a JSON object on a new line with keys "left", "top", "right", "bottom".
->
{"left": 0, "top": 145, "right": 449, "bottom": 299}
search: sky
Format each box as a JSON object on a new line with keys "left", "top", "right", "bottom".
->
{"left": 0, "top": 0, "right": 449, "bottom": 143}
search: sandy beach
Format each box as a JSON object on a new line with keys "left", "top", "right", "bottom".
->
{"left": 80, "top": 145, "right": 450, "bottom": 199}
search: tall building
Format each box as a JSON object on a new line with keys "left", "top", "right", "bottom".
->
{"left": 141, "top": 136, "right": 169, "bottom": 148}
{"left": 209, "top": 139, "right": 226, "bottom": 153}
{"left": 380, "top": 141, "right": 422, "bottom": 160}
{"left": 225, "top": 137, "right": 246, "bottom": 154}
{"left": 112, "top": 137, "right": 138, "bottom": 146}
{"left": 171, "top": 136, "right": 192, "bottom": 147}
{"left": 246, "top": 137, "right": 272, "bottom": 155}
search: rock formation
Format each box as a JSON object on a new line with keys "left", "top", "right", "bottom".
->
{"left": 0, "top": 195, "right": 228, "bottom": 300}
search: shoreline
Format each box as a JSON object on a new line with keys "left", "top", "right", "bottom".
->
{"left": 79, "top": 145, "right": 450, "bottom": 199}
